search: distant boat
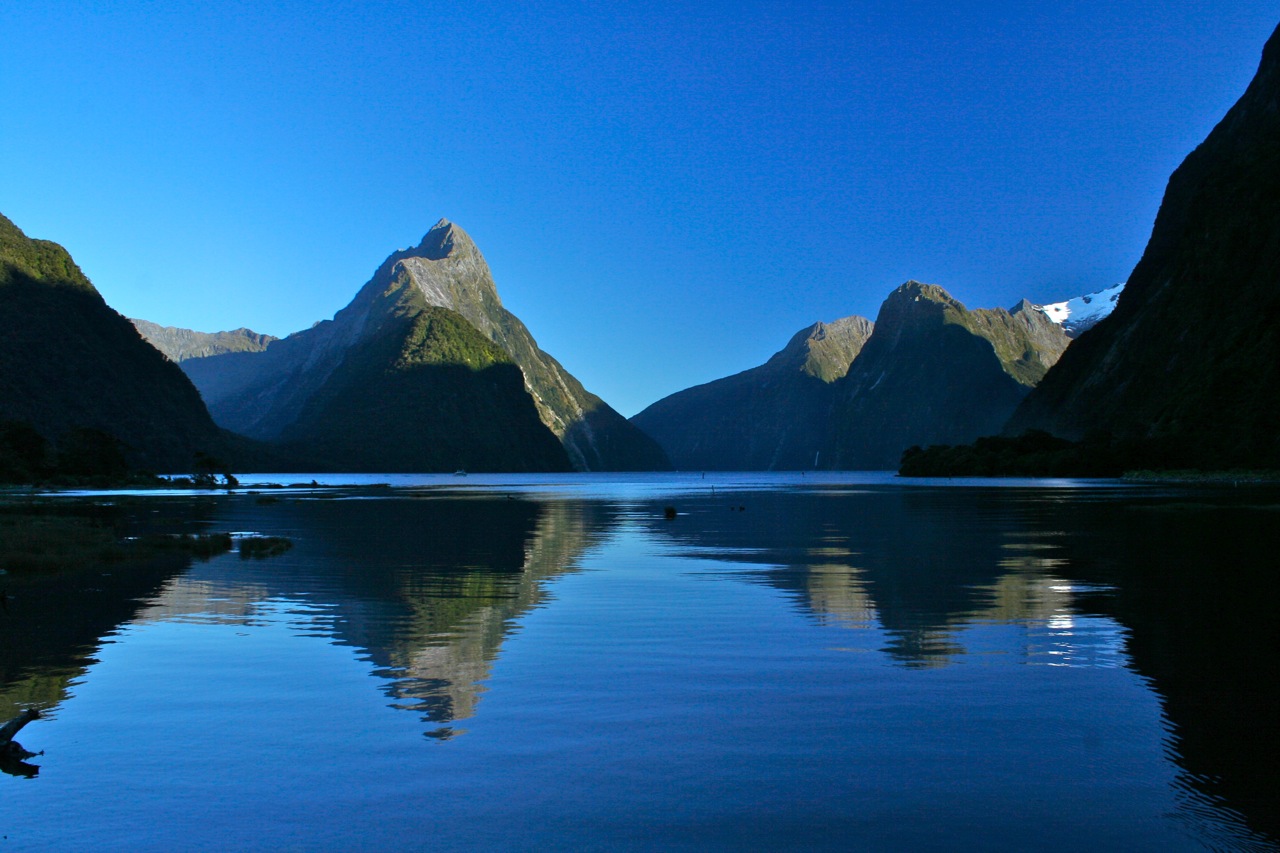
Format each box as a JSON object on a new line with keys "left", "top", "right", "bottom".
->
{"left": 453, "top": 470, "right": 467, "bottom": 477}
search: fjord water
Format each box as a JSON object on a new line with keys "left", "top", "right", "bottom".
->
{"left": 2, "top": 474, "right": 1276, "bottom": 851}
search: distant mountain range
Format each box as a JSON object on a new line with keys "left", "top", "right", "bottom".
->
{"left": 129, "top": 321, "right": 276, "bottom": 362}
{"left": 633, "top": 21, "right": 1280, "bottom": 475}
{"left": 825, "top": 285, "right": 1070, "bottom": 469}
{"left": 634, "top": 282, "right": 1072, "bottom": 470}
{"left": 148, "top": 220, "right": 669, "bottom": 472}
{"left": 5, "top": 24, "right": 1273, "bottom": 478}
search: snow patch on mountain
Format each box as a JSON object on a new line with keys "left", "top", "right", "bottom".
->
{"left": 1034, "top": 283, "right": 1125, "bottom": 337}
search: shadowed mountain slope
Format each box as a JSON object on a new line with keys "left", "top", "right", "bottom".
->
{"left": 827, "top": 282, "right": 1070, "bottom": 469}
{"left": 631, "top": 316, "right": 874, "bottom": 470}
{"left": 1009, "top": 23, "right": 1280, "bottom": 468}
{"left": 0, "top": 213, "right": 227, "bottom": 473}
{"left": 277, "top": 291, "right": 570, "bottom": 472}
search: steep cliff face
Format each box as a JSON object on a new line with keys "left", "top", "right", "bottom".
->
{"left": 0, "top": 213, "right": 226, "bottom": 473}
{"left": 1009, "top": 23, "right": 1280, "bottom": 468}
{"left": 385, "top": 222, "right": 668, "bottom": 471}
{"left": 631, "top": 316, "right": 873, "bottom": 470}
{"left": 131, "top": 320, "right": 276, "bottom": 362}
{"left": 826, "top": 282, "right": 1070, "bottom": 469}
{"left": 183, "top": 220, "right": 668, "bottom": 471}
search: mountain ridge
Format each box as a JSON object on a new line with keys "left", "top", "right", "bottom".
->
{"left": 825, "top": 281, "right": 1070, "bottom": 469}
{"left": 178, "top": 220, "right": 668, "bottom": 471}
{"left": 132, "top": 320, "right": 277, "bottom": 362}
{"left": 633, "top": 279, "right": 1070, "bottom": 472}
{"left": 631, "top": 314, "right": 874, "bottom": 470}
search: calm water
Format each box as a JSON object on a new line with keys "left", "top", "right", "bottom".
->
{"left": 2, "top": 473, "right": 1277, "bottom": 851}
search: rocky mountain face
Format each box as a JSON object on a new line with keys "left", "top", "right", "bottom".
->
{"left": 1009, "top": 23, "right": 1280, "bottom": 468}
{"left": 181, "top": 219, "right": 668, "bottom": 471}
{"left": 826, "top": 282, "right": 1071, "bottom": 469}
{"left": 131, "top": 320, "right": 276, "bottom": 362}
{"left": 631, "top": 316, "right": 873, "bottom": 470}
{"left": 0, "top": 213, "right": 227, "bottom": 473}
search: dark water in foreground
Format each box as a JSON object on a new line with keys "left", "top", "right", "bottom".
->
{"left": 1, "top": 473, "right": 1277, "bottom": 851}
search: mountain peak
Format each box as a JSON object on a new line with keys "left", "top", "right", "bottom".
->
{"left": 894, "top": 280, "right": 947, "bottom": 298}
{"left": 415, "top": 219, "right": 474, "bottom": 261}
{"left": 769, "top": 315, "right": 874, "bottom": 382}
{"left": 1031, "top": 283, "right": 1124, "bottom": 337}
{"left": 886, "top": 280, "right": 965, "bottom": 310}
{"left": 872, "top": 281, "right": 965, "bottom": 332}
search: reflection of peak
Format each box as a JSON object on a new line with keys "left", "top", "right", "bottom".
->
{"left": 390, "top": 499, "right": 609, "bottom": 725}
{"left": 118, "top": 495, "right": 616, "bottom": 733}
{"left": 803, "top": 563, "right": 876, "bottom": 630}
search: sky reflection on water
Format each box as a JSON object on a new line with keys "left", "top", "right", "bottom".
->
{"left": 2, "top": 475, "right": 1276, "bottom": 850}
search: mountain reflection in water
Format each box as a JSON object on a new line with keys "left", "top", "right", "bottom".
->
{"left": 130, "top": 495, "right": 615, "bottom": 732}
{"left": 1, "top": 477, "right": 1276, "bottom": 850}
{"left": 645, "top": 483, "right": 1280, "bottom": 845}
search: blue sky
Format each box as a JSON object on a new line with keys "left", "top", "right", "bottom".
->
{"left": 2, "top": 3, "right": 1275, "bottom": 416}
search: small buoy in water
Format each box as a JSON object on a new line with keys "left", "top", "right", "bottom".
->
{"left": 663, "top": 505, "right": 677, "bottom": 520}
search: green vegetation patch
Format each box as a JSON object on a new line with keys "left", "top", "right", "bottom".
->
{"left": 0, "top": 504, "right": 248, "bottom": 574}
{"left": 0, "top": 214, "right": 94, "bottom": 292}
{"left": 394, "top": 308, "right": 511, "bottom": 373}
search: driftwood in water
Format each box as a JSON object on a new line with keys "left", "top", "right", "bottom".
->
{"left": 0, "top": 708, "right": 40, "bottom": 757}
{"left": 0, "top": 708, "right": 38, "bottom": 743}
{"left": 0, "top": 708, "right": 42, "bottom": 777}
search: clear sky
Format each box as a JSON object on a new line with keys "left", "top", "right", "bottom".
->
{"left": 2, "top": 3, "right": 1275, "bottom": 416}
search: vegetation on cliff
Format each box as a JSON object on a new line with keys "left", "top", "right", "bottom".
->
{"left": 0, "top": 214, "right": 229, "bottom": 476}
{"left": 277, "top": 292, "right": 571, "bottom": 472}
